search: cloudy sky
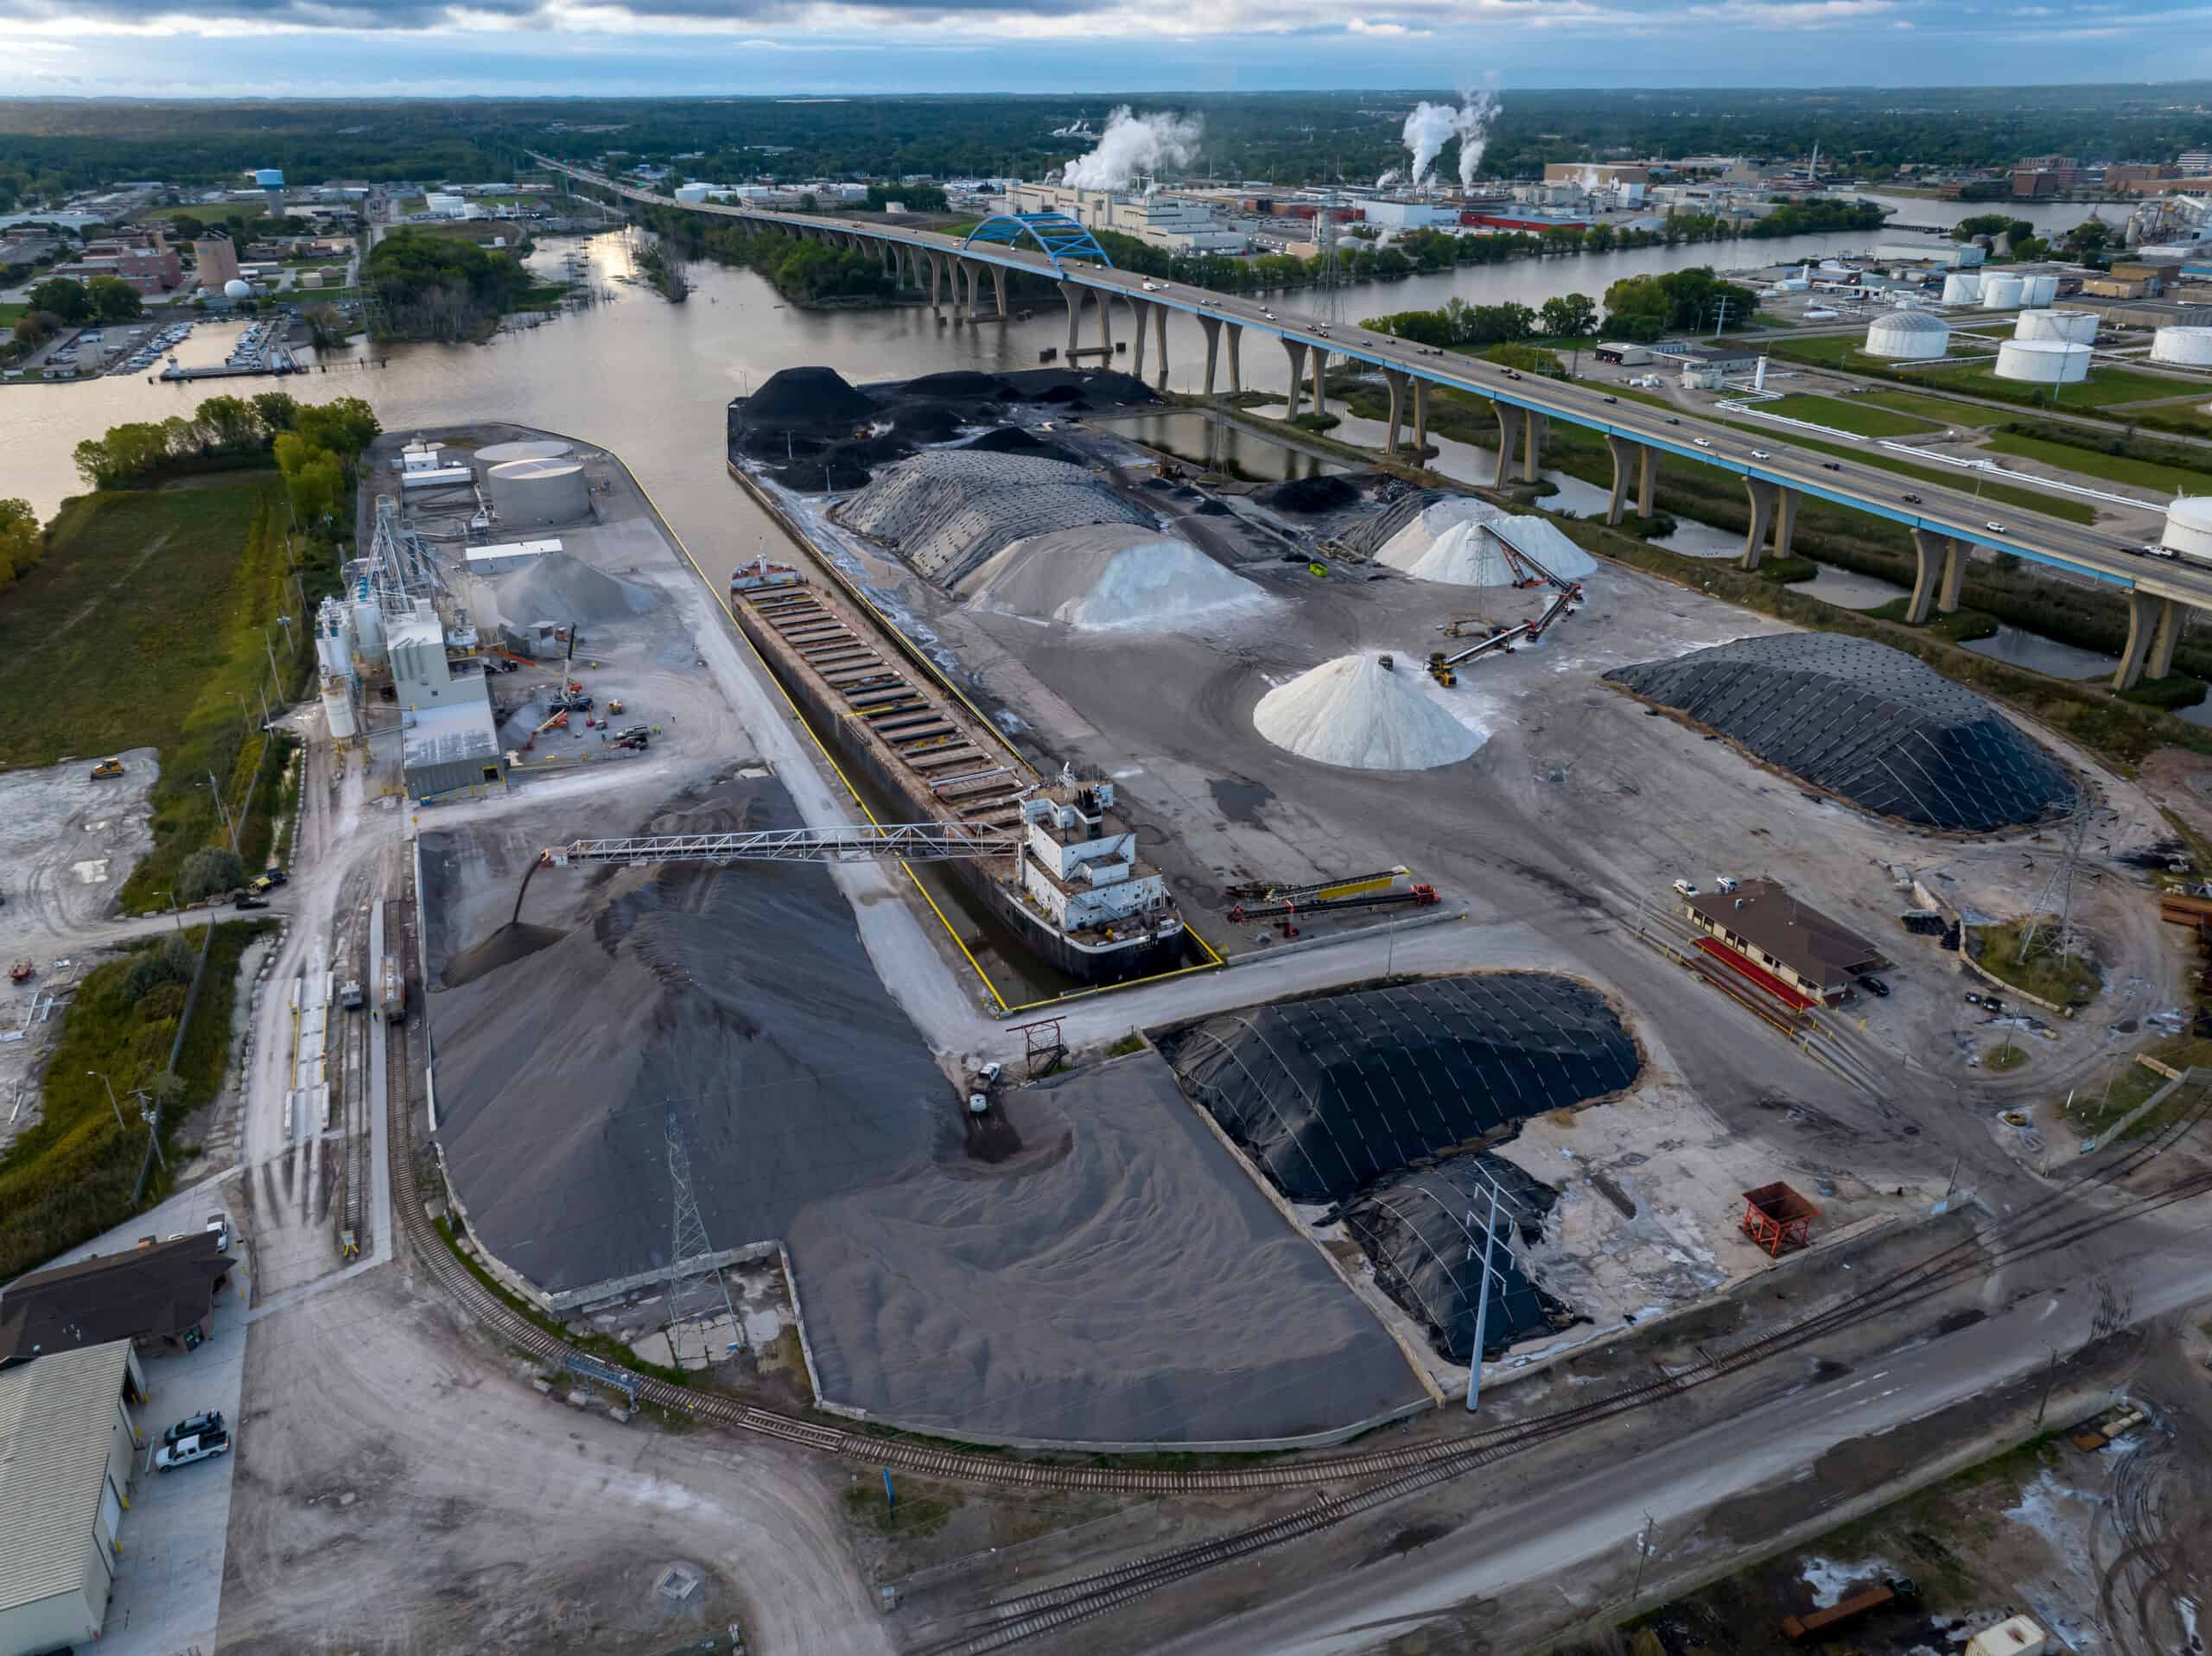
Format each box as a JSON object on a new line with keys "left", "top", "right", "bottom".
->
{"left": 0, "top": 0, "right": 2198, "bottom": 98}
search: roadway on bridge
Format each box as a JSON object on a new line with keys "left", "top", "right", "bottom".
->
{"left": 535, "top": 157, "right": 2202, "bottom": 611}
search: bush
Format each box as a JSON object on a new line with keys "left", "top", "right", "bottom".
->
{"left": 175, "top": 845, "right": 245, "bottom": 902}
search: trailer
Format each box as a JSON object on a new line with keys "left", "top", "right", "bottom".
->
{"left": 378, "top": 954, "right": 404, "bottom": 1024}
{"left": 1227, "top": 884, "right": 1439, "bottom": 923}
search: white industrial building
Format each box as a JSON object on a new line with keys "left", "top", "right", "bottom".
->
{"left": 1877, "top": 241, "right": 1984, "bottom": 269}
{"left": 1866, "top": 310, "right": 1951, "bottom": 358}
{"left": 1362, "top": 200, "right": 1465, "bottom": 229}
{"left": 1009, "top": 182, "right": 1247, "bottom": 254}
{"left": 0, "top": 1342, "right": 148, "bottom": 1656}
{"left": 1995, "top": 338, "right": 2091, "bottom": 384}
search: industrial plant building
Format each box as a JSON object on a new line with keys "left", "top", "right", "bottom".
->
{"left": 1681, "top": 880, "right": 1883, "bottom": 1009}
{"left": 1008, "top": 182, "right": 1248, "bottom": 254}
{"left": 0, "top": 1342, "right": 148, "bottom": 1656}
{"left": 0, "top": 1234, "right": 234, "bottom": 1367}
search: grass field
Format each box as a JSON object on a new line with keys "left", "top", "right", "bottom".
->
{"left": 1860, "top": 390, "right": 2005, "bottom": 427}
{"left": 1968, "top": 918, "right": 2101, "bottom": 1006}
{"left": 0, "top": 477, "right": 311, "bottom": 906}
{"left": 1751, "top": 392, "right": 1942, "bottom": 439}
{"left": 0, "top": 301, "right": 25, "bottom": 327}
{"left": 1982, "top": 429, "right": 2212, "bottom": 495}
{"left": 1908, "top": 358, "right": 2205, "bottom": 409}
{"left": 156, "top": 201, "right": 264, "bottom": 227}
{"left": 0, "top": 918, "right": 269, "bottom": 1281}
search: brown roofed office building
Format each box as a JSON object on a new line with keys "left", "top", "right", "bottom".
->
{"left": 0, "top": 1232, "right": 235, "bottom": 1372}
{"left": 1683, "top": 879, "right": 1883, "bottom": 1006}
{"left": 0, "top": 1340, "right": 149, "bottom": 1656}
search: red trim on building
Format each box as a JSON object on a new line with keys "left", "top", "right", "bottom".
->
{"left": 1460, "top": 213, "right": 1592, "bottom": 233}
{"left": 1694, "top": 936, "right": 1816, "bottom": 1011}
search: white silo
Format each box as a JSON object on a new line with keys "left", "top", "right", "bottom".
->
{"left": 321, "top": 675, "right": 359, "bottom": 740}
{"left": 1995, "top": 339, "right": 2091, "bottom": 384}
{"left": 1980, "top": 272, "right": 2025, "bottom": 308}
{"left": 488, "top": 457, "right": 591, "bottom": 527}
{"left": 2019, "top": 274, "right": 2059, "bottom": 308}
{"left": 352, "top": 597, "right": 387, "bottom": 666}
{"left": 1942, "top": 271, "right": 1982, "bottom": 304}
{"left": 2015, "top": 308, "right": 2098, "bottom": 346}
{"left": 1866, "top": 310, "right": 1951, "bottom": 360}
{"left": 2152, "top": 326, "right": 2212, "bottom": 367}
{"left": 2165, "top": 498, "right": 2212, "bottom": 563}
{"left": 314, "top": 595, "right": 357, "bottom": 678}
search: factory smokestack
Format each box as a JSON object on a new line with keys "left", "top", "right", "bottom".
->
{"left": 1061, "top": 106, "right": 1204, "bottom": 190}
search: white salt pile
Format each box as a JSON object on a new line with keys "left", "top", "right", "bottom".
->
{"left": 1375, "top": 498, "right": 1597, "bottom": 587}
{"left": 968, "top": 523, "right": 1269, "bottom": 631}
{"left": 1253, "top": 654, "right": 1482, "bottom": 771}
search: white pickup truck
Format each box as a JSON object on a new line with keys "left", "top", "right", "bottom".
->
{"left": 155, "top": 1429, "right": 232, "bottom": 1472}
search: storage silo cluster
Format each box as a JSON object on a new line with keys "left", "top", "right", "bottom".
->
{"left": 1866, "top": 310, "right": 1951, "bottom": 359}
{"left": 2015, "top": 309, "right": 2098, "bottom": 346}
{"left": 1980, "top": 273, "right": 2025, "bottom": 309}
{"left": 1941, "top": 271, "right": 1982, "bottom": 304}
{"left": 486, "top": 456, "right": 591, "bottom": 527}
{"left": 2152, "top": 326, "right": 2212, "bottom": 367}
{"left": 1995, "top": 339, "right": 2091, "bottom": 384}
{"left": 2018, "top": 274, "right": 2058, "bottom": 308}
{"left": 2164, "top": 498, "right": 2212, "bottom": 563}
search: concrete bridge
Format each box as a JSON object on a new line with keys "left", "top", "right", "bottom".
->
{"left": 534, "top": 156, "right": 2202, "bottom": 690}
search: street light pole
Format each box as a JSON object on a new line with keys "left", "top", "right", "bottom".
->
{"left": 153, "top": 891, "right": 181, "bottom": 931}
{"left": 130, "top": 1088, "right": 165, "bottom": 1171}
{"left": 1465, "top": 1183, "right": 1503, "bottom": 1412}
{"left": 89, "top": 1070, "right": 126, "bottom": 1133}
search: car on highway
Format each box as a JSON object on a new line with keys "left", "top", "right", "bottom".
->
{"left": 1503, "top": 369, "right": 1522, "bottom": 380}
{"left": 1985, "top": 521, "right": 2007, "bottom": 533}
{"left": 155, "top": 1428, "right": 231, "bottom": 1472}
{"left": 163, "top": 1410, "right": 225, "bottom": 1447}
{"left": 1750, "top": 449, "right": 1770, "bottom": 460}
{"left": 1693, "top": 437, "right": 1713, "bottom": 448}
{"left": 1902, "top": 492, "right": 1922, "bottom": 504}
{"left": 1665, "top": 416, "right": 1681, "bottom": 426}
{"left": 2141, "top": 543, "right": 2178, "bottom": 559}
{"left": 1822, "top": 461, "right": 1841, "bottom": 471}
{"left": 1603, "top": 396, "right": 1618, "bottom": 403}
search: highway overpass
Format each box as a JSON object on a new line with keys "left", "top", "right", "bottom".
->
{"left": 531, "top": 156, "right": 2202, "bottom": 689}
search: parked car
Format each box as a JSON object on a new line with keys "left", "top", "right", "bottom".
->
{"left": 207, "top": 1212, "right": 232, "bottom": 1251}
{"left": 1715, "top": 876, "right": 1739, "bottom": 894}
{"left": 156, "top": 1429, "right": 231, "bottom": 1471}
{"left": 1964, "top": 991, "right": 2005, "bottom": 1012}
{"left": 251, "top": 867, "right": 289, "bottom": 892}
{"left": 234, "top": 895, "right": 269, "bottom": 910}
{"left": 163, "top": 1410, "right": 225, "bottom": 1447}
{"left": 1855, "top": 973, "right": 1891, "bottom": 999}
{"left": 1671, "top": 878, "right": 1700, "bottom": 897}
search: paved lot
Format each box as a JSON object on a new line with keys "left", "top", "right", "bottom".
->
{"left": 100, "top": 1277, "right": 249, "bottom": 1656}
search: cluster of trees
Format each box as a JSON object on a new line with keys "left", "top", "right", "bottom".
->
{"left": 1955, "top": 213, "right": 2037, "bottom": 244}
{"left": 1365, "top": 294, "right": 1599, "bottom": 349}
{"left": 1601, "top": 268, "right": 1762, "bottom": 339}
{"left": 365, "top": 227, "right": 533, "bottom": 340}
{"left": 3, "top": 273, "right": 140, "bottom": 362}
{"left": 867, "top": 182, "right": 947, "bottom": 213}
{"left": 0, "top": 498, "right": 41, "bottom": 592}
{"left": 645, "top": 209, "right": 895, "bottom": 304}
{"left": 1745, "top": 198, "right": 1887, "bottom": 237}
{"left": 70, "top": 392, "right": 378, "bottom": 497}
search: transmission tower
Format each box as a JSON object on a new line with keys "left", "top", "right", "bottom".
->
{"left": 663, "top": 1103, "right": 742, "bottom": 1369}
{"left": 1316, "top": 193, "right": 1346, "bottom": 324}
{"left": 2017, "top": 792, "right": 2096, "bottom": 967}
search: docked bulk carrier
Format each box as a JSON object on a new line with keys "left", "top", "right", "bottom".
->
{"left": 728, "top": 559, "right": 1188, "bottom": 983}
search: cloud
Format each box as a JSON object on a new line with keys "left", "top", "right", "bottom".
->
{"left": 1345, "top": 16, "right": 1429, "bottom": 33}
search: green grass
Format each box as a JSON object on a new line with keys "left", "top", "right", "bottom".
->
{"left": 1754, "top": 392, "right": 1942, "bottom": 439}
{"left": 156, "top": 201, "right": 264, "bottom": 227}
{"left": 1984, "top": 1042, "right": 2030, "bottom": 1071}
{"left": 0, "top": 919, "right": 270, "bottom": 1280}
{"left": 0, "top": 301, "right": 26, "bottom": 326}
{"left": 1861, "top": 390, "right": 2006, "bottom": 428}
{"left": 1910, "top": 358, "right": 2205, "bottom": 409}
{"left": 1968, "top": 919, "right": 2101, "bottom": 1006}
{"left": 0, "top": 478, "right": 315, "bottom": 910}
{"left": 1983, "top": 429, "right": 2212, "bottom": 495}
{"left": 1864, "top": 599, "right": 2001, "bottom": 644}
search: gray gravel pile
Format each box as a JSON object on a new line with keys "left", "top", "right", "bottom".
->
{"left": 487, "top": 551, "right": 660, "bottom": 626}
{"left": 1603, "top": 632, "right": 2079, "bottom": 831}
{"left": 838, "top": 450, "right": 1155, "bottom": 591}
{"left": 789, "top": 1053, "right": 1427, "bottom": 1444}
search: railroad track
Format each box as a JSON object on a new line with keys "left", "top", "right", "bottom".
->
{"left": 381, "top": 853, "right": 2212, "bottom": 1526}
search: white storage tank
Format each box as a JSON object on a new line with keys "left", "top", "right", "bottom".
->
{"left": 488, "top": 457, "right": 591, "bottom": 527}
{"left": 352, "top": 597, "right": 387, "bottom": 666}
{"left": 2019, "top": 274, "right": 2059, "bottom": 308}
{"left": 1866, "top": 310, "right": 1951, "bottom": 359}
{"left": 1942, "top": 271, "right": 1983, "bottom": 304}
{"left": 2166, "top": 497, "right": 2212, "bottom": 563}
{"left": 321, "top": 675, "right": 358, "bottom": 741}
{"left": 1980, "top": 273, "right": 2025, "bottom": 308}
{"left": 1995, "top": 339, "right": 2091, "bottom": 384}
{"left": 2152, "top": 325, "right": 2212, "bottom": 366}
{"left": 2015, "top": 308, "right": 2097, "bottom": 346}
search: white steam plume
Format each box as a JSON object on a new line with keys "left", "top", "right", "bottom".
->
{"left": 1401, "top": 90, "right": 1500, "bottom": 188}
{"left": 1376, "top": 168, "right": 1400, "bottom": 189}
{"left": 1061, "top": 106, "right": 1203, "bottom": 190}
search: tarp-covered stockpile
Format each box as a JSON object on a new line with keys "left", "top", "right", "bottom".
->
{"left": 1160, "top": 976, "right": 1639, "bottom": 1207}
{"left": 1603, "top": 633, "right": 2078, "bottom": 832}
{"left": 1343, "top": 1155, "right": 1569, "bottom": 1361}
{"left": 838, "top": 449, "right": 1156, "bottom": 590}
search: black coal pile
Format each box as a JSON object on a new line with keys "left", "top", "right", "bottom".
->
{"left": 734, "top": 365, "right": 877, "bottom": 428}
{"left": 904, "top": 370, "right": 1006, "bottom": 398}
{"left": 1605, "top": 633, "right": 2080, "bottom": 833}
{"left": 960, "top": 427, "right": 1079, "bottom": 466}
{"left": 1258, "top": 473, "right": 1360, "bottom": 514}
{"left": 1160, "top": 975, "right": 1639, "bottom": 1206}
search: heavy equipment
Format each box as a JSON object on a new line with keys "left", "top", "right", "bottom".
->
{"left": 90, "top": 757, "right": 124, "bottom": 779}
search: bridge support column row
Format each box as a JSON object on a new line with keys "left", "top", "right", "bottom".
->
{"left": 1738, "top": 479, "right": 1798, "bottom": 571}
{"left": 2116, "top": 593, "right": 2188, "bottom": 689}
{"left": 1383, "top": 370, "right": 1408, "bottom": 454}
{"left": 1309, "top": 346, "right": 1328, "bottom": 418}
{"left": 1491, "top": 403, "right": 1544, "bottom": 486}
{"left": 1127, "top": 298, "right": 1166, "bottom": 378}
{"left": 1604, "top": 435, "right": 1658, "bottom": 524}
{"left": 1282, "top": 339, "right": 1307, "bottom": 419}
{"left": 1905, "top": 529, "right": 1968, "bottom": 625}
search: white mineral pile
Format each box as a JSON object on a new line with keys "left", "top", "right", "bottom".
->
{"left": 1375, "top": 498, "right": 1598, "bottom": 587}
{"left": 1254, "top": 654, "right": 1482, "bottom": 771}
{"left": 968, "top": 524, "right": 1269, "bottom": 631}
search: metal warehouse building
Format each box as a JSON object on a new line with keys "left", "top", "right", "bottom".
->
{"left": 0, "top": 1342, "right": 148, "bottom": 1656}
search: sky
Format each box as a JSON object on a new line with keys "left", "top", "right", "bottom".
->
{"left": 0, "top": 0, "right": 2202, "bottom": 98}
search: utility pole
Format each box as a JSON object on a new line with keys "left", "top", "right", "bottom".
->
{"left": 207, "top": 771, "right": 235, "bottom": 847}
{"left": 1465, "top": 1184, "right": 1503, "bottom": 1412}
{"left": 664, "top": 1102, "right": 742, "bottom": 1369}
{"left": 1630, "top": 1509, "right": 1658, "bottom": 1602}
{"left": 89, "top": 1070, "right": 126, "bottom": 1134}
{"left": 2035, "top": 1345, "right": 2060, "bottom": 1427}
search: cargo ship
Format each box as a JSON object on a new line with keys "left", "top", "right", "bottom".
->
{"left": 728, "top": 559, "right": 1188, "bottom": 984}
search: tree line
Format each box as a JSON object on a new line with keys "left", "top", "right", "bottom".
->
{"left": 71, "top": 392, "right": 380, "bottom": 511}
{"left": 1363, "top": 268, "right": 1761, "bottom": 350}
{"left": 365, "top": 227, "right": 536, "bottom": 341}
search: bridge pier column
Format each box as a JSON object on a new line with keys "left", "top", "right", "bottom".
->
{"left": 1412, "top": 379, "right": 1427, "bottom": 456}
{"left": 2149, "top": 598, "right": 2187, "bottom": 681}
{"left": 1151, "top": 302, "right": 1168, "bottom": 381}
{"left": 1906, "top": 529, "right": 1966, "bottom": 625}
{"left": 1309, "top": 347, "right": 1328, "bottom": 418}
{"left": 1198, "top": 315, "right": 1221, "bottom": 394}
{"left": 1382, "top": 370, "right": 1408, "bottom": 454}
{"left": 1058, "top": 280, "right": 1084, "bottom": 356}
{"left": 1491, "top": 401, "right": 1526, "bottom": 488}
{"left": 1772, "top": 486, "right": 1799, "bottom": 562}
{"left": 1637, "top": 445, "right": 1658, "bottom": 516}
{"left": 987, "top": 264, "right": 1007, "bottom": 321}
{"left": 1740, "top": 477, "right": 1779, "bottom": 571}
{"left": 1225, "top": 324, "right": 1243, "bottom": 393}
{"left": 1096, "top": 290, "right": 1115, "bottom": 357}
{"left": 2115, "top": 593, "right": 2183, "bottom": 689}
{"left": 1282, "top": 339, "right": 1308, "bottom": 420}
{"left": 1129, "top": 299, "right": 1151, "bottom": 378}
{"left": 1605, "top": 435, "right": 1641, "bottom": 525}
{"left": 1520, "top": 410, "right": 1546, "bottom": 483}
